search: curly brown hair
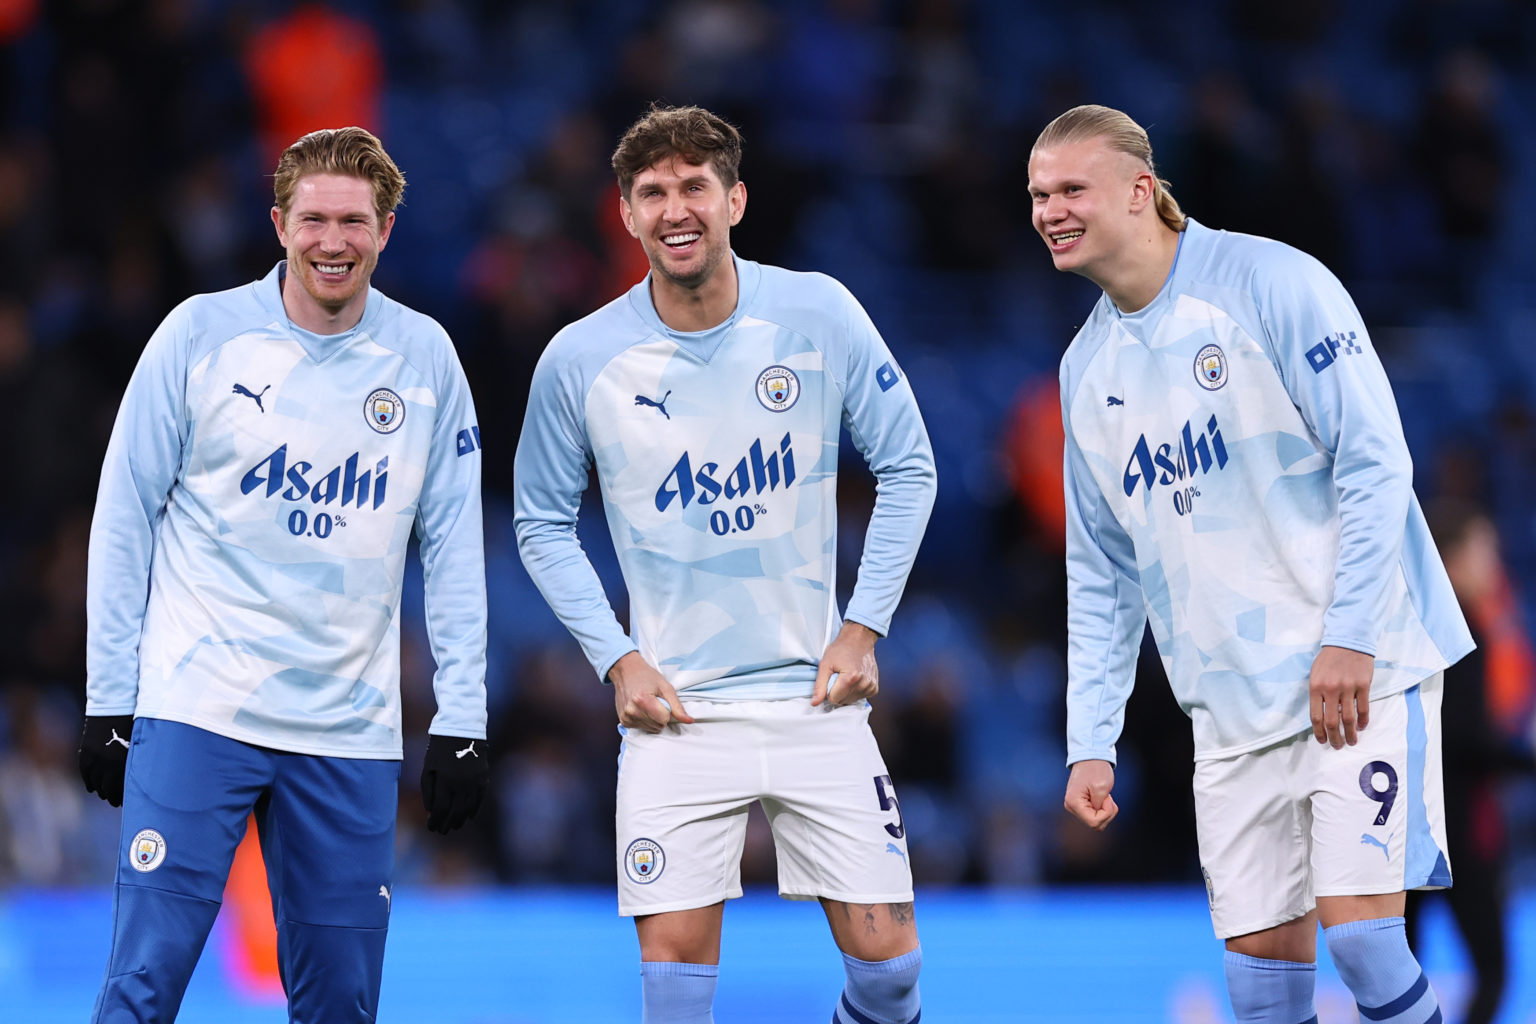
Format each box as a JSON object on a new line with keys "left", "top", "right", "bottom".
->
{"left": 611, "top": 104, "right": 743, "bottom": 198}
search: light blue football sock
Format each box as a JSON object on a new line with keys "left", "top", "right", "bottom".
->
{"left": 1222, "top": 951, "right": 1318, "bottom": 1023}
{"left": 640, "top": 961, "right": 717, "bottom": 1023}
{"left": 1325, "top": 917, "right": 1441, "bottom": 1023}
{"left": 833, "top": 946, "right": 922, "bottom": 1024}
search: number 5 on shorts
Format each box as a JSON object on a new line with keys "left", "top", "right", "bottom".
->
{"left": 1358, "top": 760, "right": 1398, "bottom": 827}
{"left": 874, "top": 775, "right": 905, "bottom": 839}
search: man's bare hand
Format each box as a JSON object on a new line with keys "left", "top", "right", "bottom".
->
{"left": 1064, "top": 759, "right": 1119, "bottom": 831}
{"left": 813, "top": 622, "right": 880, "bottom": 707}
{"left": 1309, "top": 645, "right": 1374, "bottom": 749}
{"left": 609, "top": 652, "right": 694, "bottom": 733}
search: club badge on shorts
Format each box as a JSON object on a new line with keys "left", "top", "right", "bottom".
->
{"left": 365, "top": 387, "right": 406, "bottom": 433}
{"left": 1194, "top": 344, "right": 1228, "bottom": 391}
{"left": 624, "top": 838, "right": 665, "bottom": 884}
{"left": 756, "top": 365, "right": 800, "bottom": 412}
{"left": 131, "top": 828, "right": 167, "bottom": 872}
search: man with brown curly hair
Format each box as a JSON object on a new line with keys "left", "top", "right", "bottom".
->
{"left": 516, "top": 104, "right": 935, "bottom": 1023}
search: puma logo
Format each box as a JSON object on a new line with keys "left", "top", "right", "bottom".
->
{"left": 1360, "top": 832, "right": 1395, "bottom": 860}
{"left": 1106, "top": 395, "right": 1124, "bottom": 407}
{"left": 233, "top": 383, "right": 272, "bottom": 412}
{"left": 107, "top": 730, "right": 130, "bottom": 749}
{"left": 634, "top": 390, "right": 672, "bottom": 420}
{"left": 455, "top": 741, "right": 478, "bottom": 759}
{"left": 885, "top": 842, "right": 908, "bottom": 866}
{"left": 379, "top": 885, "right": 391, "bottom": 907}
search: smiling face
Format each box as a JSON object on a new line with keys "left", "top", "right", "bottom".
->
{"left": 620, "top": 156, "right": 745, "bottom": 292}
{"left": 271, "top": 173, "right": 394, "bottom": 333}
{"left": 1027, "top": 137, "right": 1150, "bottom": 284}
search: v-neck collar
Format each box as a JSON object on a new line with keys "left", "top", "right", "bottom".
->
{"left": 1109, "top": 220, "right": 1197, "bottom": 340}
{"left": 259, "top": 261, "right": 382, "bottom": 363}
{"left": 627, "top": 253, "right": 762, "bottom": 363}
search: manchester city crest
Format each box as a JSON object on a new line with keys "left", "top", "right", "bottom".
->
{"left": 755, "top": 365, "right": 800, "bottom": 412}
{"left": 131, "top": 828, "right": 166, "bottom": 873}
{"left": 624, "top": 837, "right": 665, "bottom": 884}
{"left": 365, "top": 387, "right": 406, "bottom": 433}
{"left": 1194, "top": 344, "right": 1228, "bottom": 391}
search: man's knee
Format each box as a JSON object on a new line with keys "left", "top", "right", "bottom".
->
{"left": 281, "top": 920, "right": 388, "bottom": 1023}
{"left": 1325, "top": 916, "right": 1440, "bottom": 1024}
{"left": 637, "top": 904, "right": 724, "bottom": 964}
{"left": 1224, "top": 911, "right": 1318, "bottom": 964}
{"left": 94, "top": 884, "right": 222, "bottom": 1023}
{"left": 824, "top": 900, "right": 919, "bottom": 963}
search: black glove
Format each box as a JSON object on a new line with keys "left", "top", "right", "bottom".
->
{"left": 420, "top": 734, "right": 489, "bottom": 834}
{"left": 79, "top": 714, "right": 135, "bottom": 807}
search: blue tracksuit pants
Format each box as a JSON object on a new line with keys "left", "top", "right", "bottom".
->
{"left": 93, "top": 718, "right": 401, "bottom": 1023}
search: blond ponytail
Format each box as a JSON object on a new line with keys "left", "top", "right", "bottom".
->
{"left": 1032, "top": 104, "right": 1186, "bottom": 232}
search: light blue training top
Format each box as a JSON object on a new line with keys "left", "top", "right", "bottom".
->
{"left": 86, "top": 262, "right": 488, "bottom": 758}
{"left": 1061, "top": 219, "right": 1473, "bottom": 763}
{"left": 514, "top": 255, "right": 936, "bottom": 699}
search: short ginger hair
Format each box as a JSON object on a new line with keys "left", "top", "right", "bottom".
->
{"left": 273, "top": 126, "right": 405, "bottom": 226}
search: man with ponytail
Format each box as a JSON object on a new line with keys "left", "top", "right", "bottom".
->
{"left": 1033, "top": 104, "right": 1470, "bottom": 1024}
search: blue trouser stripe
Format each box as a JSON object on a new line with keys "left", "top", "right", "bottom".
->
{"left": 840, "top": 994, "right": 880, "bottom": 1024}
{"left": 837, "top": 992, "right": 919, "bottom": 1024}
{"left": 1358, "top": 970, "right": 1429, "bottom": 1020}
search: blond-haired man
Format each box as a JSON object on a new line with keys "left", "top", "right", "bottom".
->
{"left": 81, "top": 127, "right": 488, "bottom": 1021}
{"left": 1034, "top": 104, "right": 1472, "bottom": 1024}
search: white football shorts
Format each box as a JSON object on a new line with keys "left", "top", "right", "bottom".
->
{"left": 1192, "top": 673, "right": 1450, "bottom": 939}
{"left": 614, "top": 696, "right": 915, "bottom": 917}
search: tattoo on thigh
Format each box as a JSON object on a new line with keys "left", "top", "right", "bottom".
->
{"left": 889, "top": 901, "right": 913, "bottom": 927}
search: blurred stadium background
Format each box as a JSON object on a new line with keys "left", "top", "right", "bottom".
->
{"left": 1, "top": 0, "right": 1533, "bottom": 1020}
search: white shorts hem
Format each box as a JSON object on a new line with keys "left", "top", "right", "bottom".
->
{"left": 779, "top": 888, "right": 915, "bottom": 905}
{"left": 1214, "top": 904, "right": 1316, "bottom": 942}
{"left": 1313, "top": 884, "right": 1417, "bottom": 899}
{"left": 619, "top": 888, "right": 743, "bottom": 918}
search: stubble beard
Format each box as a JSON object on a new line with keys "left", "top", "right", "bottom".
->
{"left": 296, "top": 253, "right": 372, "bottom": 314}
{"left": 650, "top": 235, "right": 726, "bottom": 291}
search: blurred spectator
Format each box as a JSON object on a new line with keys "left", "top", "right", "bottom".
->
{"left": 1407, "top": 501, "right": 1535, "bottom": 1024}
{"left": 1263, "top": 77, "right": 1352, "bottom": 273}
{"left": 0, "top": 136, "right": 49, "bottom": 296}
{"left": 487, "top": 646, "right": 612, "bottom": 883}
{"left": 0, "top": 0, "right": 37, "bottom": 43}
{"left": 245, "top": 4, "right": 383, "bottom": 162}
{"left": 656, "top": 0, "right": 776, "bottom": 108}
{"left": 1412, "top": 48, "right": 1507, "bottom": 307}
{"left": 0, "top": 511, "right": 92, "bottom": 686}
{"left": 1230, "top": 0, "right": 1337, "bottom": 46}
{"left": 0, "top": 298, "right": 99, "bottom": 567}
{"left": 0, "top": 684, "right": 101, "bottom": 885}
{"left": 1003, "top": 375, "right": 1066, "bottom": 550}
{"left": 879, "top": 658, "right": 976, "bottom": 885}
{"left": 1391, "top": 0, "right": 1536, "bottom": 71}
{"left": 771, "top": 0, "right": 891, "bottom": 165}
{"left": 165, "top": 156, "right": 252, "bottom": 294}
{"left": 1172, "top": 72, "right": 1273, "bottom": 239}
